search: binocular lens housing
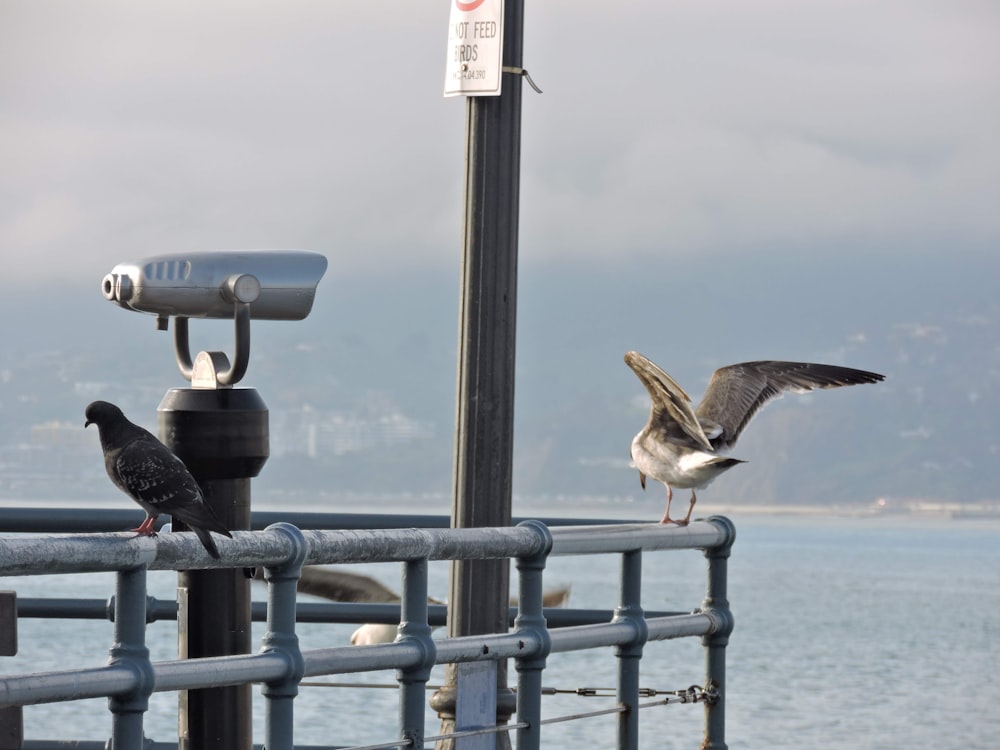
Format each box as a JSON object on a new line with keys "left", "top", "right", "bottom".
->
{"left": 101, "top": 250, "right": 327, "bottom": 320}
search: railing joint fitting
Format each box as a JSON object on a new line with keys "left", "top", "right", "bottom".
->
{"left": 107, "top": 648, "right": 156, "bottom": 714}
{"left": 262, "top": 522, "right": 309, "bottom": 577}
{"left": 704, "top": 515, "right": 737, "bottom": 558}
{"left": 515, "top": 519, "right": 553, "bottom": 566}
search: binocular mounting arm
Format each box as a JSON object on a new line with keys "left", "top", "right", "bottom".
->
{"left": 173, "top": 300, "right": 252, "bottom": 388}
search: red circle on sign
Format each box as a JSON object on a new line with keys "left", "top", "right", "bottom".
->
{"left": 456, "top": 0, "right": 487, "bottom": 10}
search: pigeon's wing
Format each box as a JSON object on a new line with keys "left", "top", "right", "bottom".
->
{"left": 695, "top": 361, "right": 885, "bottom": 450}
{"left": 114, "top": 437, "right": 228, "bottom": 533}
{"left": 114, "top": 438, "right": 199, "bottom": 510}
{"left": 625, "top": 352, "right": 714, "bottom": 451}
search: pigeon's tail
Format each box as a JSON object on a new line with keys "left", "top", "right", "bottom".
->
{"left": 192, "top": 526, "right": 223, "bottom": 560}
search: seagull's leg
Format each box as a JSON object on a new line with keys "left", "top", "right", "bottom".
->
{"left": 659, "top": 484, "right": 675, "bottom": 524}
{"left": 131, "top": 515, "right": 158, "bottom": 536}
{"left": 675, "top": 490, "right": 697, "bottom": 527}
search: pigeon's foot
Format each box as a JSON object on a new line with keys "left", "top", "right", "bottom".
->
{"left": 130, "top": 516, "right": 158, "bottom": 535}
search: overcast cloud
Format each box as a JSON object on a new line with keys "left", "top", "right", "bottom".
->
{"left": 1, "top": 0, "right": 998, "bottom": 285}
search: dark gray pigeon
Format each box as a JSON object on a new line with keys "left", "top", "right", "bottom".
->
{"left": 84, "top": 400, "right": 232, "bottom": 559}
{"left": 625, "top": 352, "right": 885, "bottom": 525}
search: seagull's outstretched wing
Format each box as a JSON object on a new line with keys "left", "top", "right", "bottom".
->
{"left": 624, "top": 351, "right": 713, "bottom": 451}
{"left": 695, "top": 361, "right": 885, "bottom": 451}
{"left": 293, "top": 567, "right": 403, "bottom": 603}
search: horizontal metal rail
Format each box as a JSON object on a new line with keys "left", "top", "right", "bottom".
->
{"left": 13, "top": 596, "right": 683, "bottom": 628}
{"left": 0, "top": 517, "right": 735, "bottom": 750}
{"left": 0, "top": 521, "right": 731, "bottom": 575}
{"left": 0, "top": 508, "right": 639, "bottom": 534}
{"left": 0, "top": 612, "right": 724, "bottom": 708}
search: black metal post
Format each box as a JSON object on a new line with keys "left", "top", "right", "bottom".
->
{"left": 159, "top": 387, "right": 269, "bottom": 750}
{"left": 429, "top": 1, "right": 525, "bottom": 747}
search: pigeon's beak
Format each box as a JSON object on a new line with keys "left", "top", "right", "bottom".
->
{"left": 84, "top": 419, "right": 93, "bottom": 428}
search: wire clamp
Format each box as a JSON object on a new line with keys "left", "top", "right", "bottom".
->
{"left": 502, "top": 66, "right": 543, "bottom": 94}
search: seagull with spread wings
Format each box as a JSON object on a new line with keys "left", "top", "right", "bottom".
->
{"left": 624, "top": 352, "right": 885, "bottom": 525}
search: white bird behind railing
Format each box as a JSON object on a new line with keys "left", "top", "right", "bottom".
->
{"left": 350, "top": 623, "right": 399, "bottom": 646}
{"left": 253, "top": 566, "right": 571, "bottom": 645}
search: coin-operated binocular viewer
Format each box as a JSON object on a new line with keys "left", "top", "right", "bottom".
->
{"left": 101, "top": 249, "right": 327, "bottom": 750}
{"left": 103, "top": 249, "right": 327, "bottom": 387}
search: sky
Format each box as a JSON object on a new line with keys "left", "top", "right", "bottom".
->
{"left": 2, "top": 0, "right": 998, "bottom": 289}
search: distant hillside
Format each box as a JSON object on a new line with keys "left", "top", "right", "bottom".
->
{"left": 1, "top": 252, "right": 997, "bottom": 508}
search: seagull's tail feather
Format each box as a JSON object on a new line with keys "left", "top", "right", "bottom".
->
{"left": 713, "top": 457, "right": 746, "bottom": 469}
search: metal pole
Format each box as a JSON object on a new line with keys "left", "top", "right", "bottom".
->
{"left": 430, "top": 1, "right": 526, "bottom": 748}
{"left": 261, "top": 523, "right": 307, "bottom": 750}
{"left": 614, "top": 550, "right": 647, "bottom": 750}
{"left": 702, "top": 516, "right": 736, "bottom": 750}
{"left": 107, "top": 565, "right": 154, "bottom": 749}
{"left": 513, "top": 521, "right": 553, "bottom": 750}
{"left": 397, "top": 559, "right": 436, "bottom": 750}
{"left": 159, "top": 388, "right": 269, "bottom": 750}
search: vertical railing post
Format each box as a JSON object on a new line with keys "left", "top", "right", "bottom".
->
{"left": 260, "top": 523, "right": 308, "bottom": 750}
{"left": 613, "top": 549, "right": 647, "bottom": 750}
{"left": 107, "top": 564, "right": 154, "bottom": 749}
{"left": 702, "top": 516, "right": 736, "bottom": 750}
{"left": 397, "top": 558, "right": 437, "bottom": 750}
{"left": 514, "top": 520, "right": 553, "bottom": 750}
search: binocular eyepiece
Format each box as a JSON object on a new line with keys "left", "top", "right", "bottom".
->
{"left": 102, "top": 250, "right": 328, "bottom": 321}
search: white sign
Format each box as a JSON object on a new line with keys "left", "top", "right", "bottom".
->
{"left": 454, "top": 660, "right": 497, "bottom": 750}
{"left": 443, "top": 0, "right": 505, "bottom": 97}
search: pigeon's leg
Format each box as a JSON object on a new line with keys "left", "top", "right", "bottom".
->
{"left": 130, "top": 515, "right": 158, "bottom": 536}
{"left": 658, "top": 484, "right": 675, "bottom": 524}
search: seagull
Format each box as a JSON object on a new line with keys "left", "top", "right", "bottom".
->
{"left": 624, "top": 352, "right": 885, "bottom": 525}
{"left": 84, "top": 400, "right": 233, "bottom": 559}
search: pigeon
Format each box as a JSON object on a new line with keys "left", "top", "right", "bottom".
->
{"left": 624, "top": 352, "right": 885, "bottom": 525}
{"left": 84, "top": 400, "right": 233, "bottom": 558}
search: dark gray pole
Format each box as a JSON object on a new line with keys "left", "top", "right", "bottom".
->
{"left": 429, "top": 1, "right": 525, "bottom": 747}
{"left": 159, "top": 388, "right": 268, "bottom": 750}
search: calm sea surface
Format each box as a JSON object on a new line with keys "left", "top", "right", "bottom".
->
{"left": 1, "top": 511, "right": 998, "bottom": 749}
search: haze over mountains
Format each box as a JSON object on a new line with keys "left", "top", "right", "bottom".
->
{"left": 2, "top": 250, "right": 996, "bottom": 514}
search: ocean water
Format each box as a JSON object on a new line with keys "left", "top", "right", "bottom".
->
{"left": 1, "top": 512, "right": 998, "bottom": 749}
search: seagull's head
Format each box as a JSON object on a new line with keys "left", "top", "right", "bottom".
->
{"left": 84, "top": 400, "right": 124, "bottom": 429}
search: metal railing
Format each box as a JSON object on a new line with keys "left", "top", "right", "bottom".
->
{"left": 0, "top": 515, "right": 735, "bottom": 750}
